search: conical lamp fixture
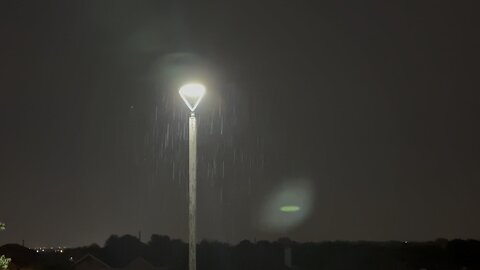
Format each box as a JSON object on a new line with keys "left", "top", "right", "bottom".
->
{"left": 179, "top": 83, "right": 206, "bottom": 112}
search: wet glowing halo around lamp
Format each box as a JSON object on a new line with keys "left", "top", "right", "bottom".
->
{"left": 179, "top": 83, "right": 206, "bottom": 112}
{"left": 280, "top": 205, "right": 301, "bottom": 212}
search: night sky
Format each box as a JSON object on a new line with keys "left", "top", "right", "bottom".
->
{"left": 1, "top": 1, "right": 479, "bottom": 248}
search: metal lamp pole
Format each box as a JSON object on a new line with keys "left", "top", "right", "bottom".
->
{"left": 179, "top": 83, "right": 205, "bottom": 270}
{"left": 188, "top": 112, "right": 197, "bottom": 270}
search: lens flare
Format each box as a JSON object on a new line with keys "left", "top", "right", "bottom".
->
{"left": 280, "top": 205, "right": 301, "bottom": 212}
{"left": 256, "top": 179, "right": 314, "bottom": 232}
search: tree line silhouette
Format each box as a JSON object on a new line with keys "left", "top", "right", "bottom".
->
{"left": 2, "top": 235, "right": 480, "bottom": 270}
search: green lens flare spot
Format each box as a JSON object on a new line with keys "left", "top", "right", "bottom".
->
{"left": 280, "top": 205, "right": 301, "bottom": 212}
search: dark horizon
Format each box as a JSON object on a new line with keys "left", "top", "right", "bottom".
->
{"left": 1, "top": 1, "right": 479, "bottom": 248}
{"left": 5, "top": 233, "right": 479, "bottom": 250}
{"left": 4, "top": 235, "right": 480, "bottom": 270}
{"left": 1, "top": 232, "right": 477, "bottom": 250}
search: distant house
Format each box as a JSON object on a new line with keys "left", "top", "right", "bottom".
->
{"left": 74, "top": 254, "right": 110, "bottom": 270}
{"left": 74, "top": 254, "right": 167, "bottom": 270}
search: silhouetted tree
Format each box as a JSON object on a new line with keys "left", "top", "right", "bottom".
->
{"left": 147, "top": 234, "right": 172, "bottom": 266}
{"left": 170, "top": 239, "right": 187, "bottom": 270}
{"left": 233, "top": 240, "right": 254, "bottom": 269}
{"left": 198, "top": 240, "right": 231, "bottom": 270}
{"left": 17, "top": 234, "right": 480, "bottom": 270}
{"left": 448, "top": 239, "right": 480, "bottom": 269}
{"left": 102, "top": 234, "right": 148, "bottom": 267}
{"left": 0, "top": 223, "right": 10, "bottom": 269}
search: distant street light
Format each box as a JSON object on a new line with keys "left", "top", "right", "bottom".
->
{"left": 179, "top": 83, "right": 205, "bottom": 270}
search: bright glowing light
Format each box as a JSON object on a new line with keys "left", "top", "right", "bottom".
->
{"left": 179, "top": 83, "right": 205, "bottom": 98}
{"left": 280, "top": 205, "right": 301, "bottom": 212}
{"left": 179, "top": 83, "right": 206, "bottom": 111}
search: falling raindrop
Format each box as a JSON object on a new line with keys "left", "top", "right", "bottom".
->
{"left": 221, "top": 161, "right": 225, "bottom": 179}
{"left": 213, "top": 159, "right": 217, "bottom": 177}
{"left": 220, "top": 116, "right": 224, "bottom": 135}
{"left": 248, "top": 177, "right": 252, "bottom": 195}
{"left": 209, "top": 118, "right": 214, "bottom": 134}
{"left": 219, "top": 188, "right": 223, "bottom": 205}
{"left": 165, "top": 123, "right": 170, "bottom": 149}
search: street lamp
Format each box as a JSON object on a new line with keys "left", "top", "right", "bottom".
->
{"left": 179, "top": 83, "right": 205, "bottom": 270}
